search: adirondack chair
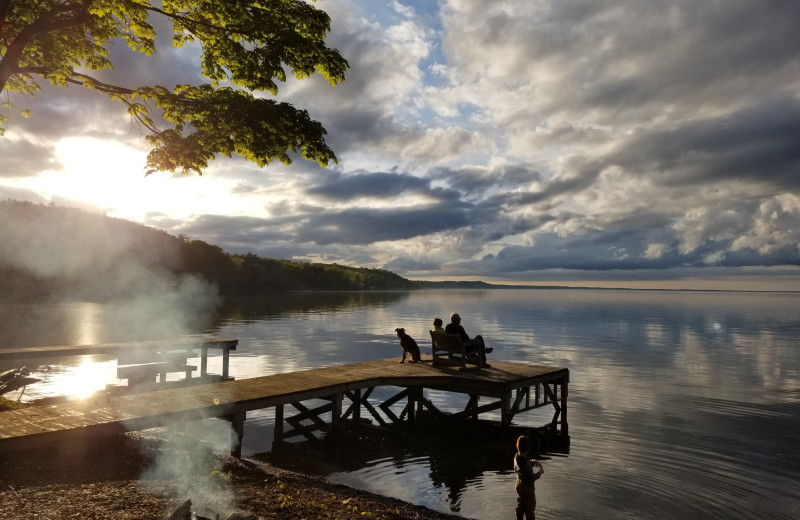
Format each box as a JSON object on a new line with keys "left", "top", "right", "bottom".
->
{"left": 429, "top": 331, "right": 482, "bottom": 371}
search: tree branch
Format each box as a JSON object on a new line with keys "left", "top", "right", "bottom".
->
{"left": 0, "top": 0, "right": 11, "bottom": 34}
{"left": 2, "top": 1, "right": 344, "bottom": 174}
{"left": 141, "top": 4, "right": 226, "bottom": 36}
{"left": 0, "top": 3, "right": 93, "bottom": 91}
{"left": 139, "top": 3, "right": 271, "bottom": 43}
{"left": 66, "top": 70, "right": 136, "bottom": 97}
{"left": 37, "top": 2, "right": 97, "bottom": 36}
{"left": 14, "top": 64, "right": 160, "bottom": 133}
{"left": 64, "top": 73, "right": 161, "bottom": 135}
{"left": 16, "top": 3, "right": 90, "bottom": 40}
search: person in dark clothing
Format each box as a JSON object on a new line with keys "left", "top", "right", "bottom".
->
{"left": 444, "top": 312, "right": 493, "bottom": 367}
{"left": 514, "top": 435, "right": 544, "bottom": 520}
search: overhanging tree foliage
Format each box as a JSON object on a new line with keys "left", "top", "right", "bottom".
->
{"left": 0, "top": 0, "right": 348, "bottom": 174}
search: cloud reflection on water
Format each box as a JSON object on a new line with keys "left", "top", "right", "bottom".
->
{"left": 1, "top": 289, "right": 798, "bottom": 519}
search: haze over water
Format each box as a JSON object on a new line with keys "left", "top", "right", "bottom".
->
{"left": 2, "top": 288, "right": 798, "bottom": 519}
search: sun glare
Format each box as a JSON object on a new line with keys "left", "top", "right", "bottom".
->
{"left": 56, "top": 359, "right": 116, "bottom": 400}
{"left": 17, "top": 136, "right": 260, "bottom": 223}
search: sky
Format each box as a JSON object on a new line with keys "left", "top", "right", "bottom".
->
{"left": 1, "top": 0, "right": 799, "bottom": 291}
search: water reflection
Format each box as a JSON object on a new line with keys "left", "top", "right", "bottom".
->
{"left": 58, "top": 357, "right": 117, "bottom": 398}
{"left": 17, "top": 356, "right": 117, "bottom": 401}
{"left": 261, "top": 421, "right": 566, "bottom": 514}
{"left": 0, "top": 302, "right": 87, "bottom": 348}
{"left": 0, "top": 299, "right": 209, "bottom": 349}
{"left": 1, "top": 289, "right": 799, "bottom": 519}
{"left": 211, "top": 291, "right": 409, "bottom": 324}
{"left": 74, "top": 302, "right": 103, "bottom": 346}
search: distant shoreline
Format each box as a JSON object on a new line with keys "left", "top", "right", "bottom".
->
{"left": 410, "top": 281, "right": 800, "bottom": 293}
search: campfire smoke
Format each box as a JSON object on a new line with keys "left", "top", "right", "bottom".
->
{"left": 140, "top": 415, "right": 251, "bottom": 519}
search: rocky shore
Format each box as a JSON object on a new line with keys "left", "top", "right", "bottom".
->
{"left": 0, "top": 430, "right": 466, "bottom": 520}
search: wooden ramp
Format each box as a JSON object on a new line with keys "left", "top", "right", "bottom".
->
{"left": 0, "top": 358, "right": 568, "bottom": 456}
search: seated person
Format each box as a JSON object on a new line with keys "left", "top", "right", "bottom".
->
{"left": 431, "top": 317, "right": 445, "bottom": 333}
{"left": 445, "top": 312, "right": 493, "bottom": 367}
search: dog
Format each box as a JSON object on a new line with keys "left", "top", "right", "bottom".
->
{"left": 395, "top": 328, "right": 421, "bottom": 363}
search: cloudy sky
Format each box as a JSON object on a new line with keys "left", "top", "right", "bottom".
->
{"left": 2, "top": 0, "right": 799, "bottom": 290}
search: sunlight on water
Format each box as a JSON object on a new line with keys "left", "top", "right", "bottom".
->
{"left": 74, "top": 302, "right": 103, "bottom": 347}
{"left": 37, "top": 357, "right": 117, "bottom": 400}
{"left": 1, "top": 289, "right": 798, "bottom": 519}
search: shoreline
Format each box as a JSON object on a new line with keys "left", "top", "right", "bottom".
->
{"left": 0, "top": 430, "right": 467, "bottom": 520}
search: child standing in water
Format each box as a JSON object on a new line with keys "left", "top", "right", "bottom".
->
{"left": 514, "top": 435, "right": 544, "bottom": 520}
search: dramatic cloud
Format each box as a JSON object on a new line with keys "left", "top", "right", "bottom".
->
{"left": 0, "top": 135, "right": 62, "bottom": 178}
{"left": 1, "top": 0, "right": 798, "bottom": 290}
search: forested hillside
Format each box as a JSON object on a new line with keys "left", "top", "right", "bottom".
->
{"left": 0, "top": 201, "right": 413, "bottom": 300}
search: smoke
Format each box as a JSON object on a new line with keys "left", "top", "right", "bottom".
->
{"left": 0, "top": 203, "right": 241, "bottom": 512}
{"left": 98, "top": 264, "right": 221, "bottom": 341}
{"left": 0, "top": 202, "right": 221, "bottom": 342}
{"left": 0, "top": 202, "right": 249, "bottom": 514}
{"left": 138, "top": 414, "right": 241, "bottom": 517}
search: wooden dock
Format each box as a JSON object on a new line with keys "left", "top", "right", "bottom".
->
{"left": 0, "top": 358, "right": 568, "bottom": 456}
{"left": 0, "top": 338, "right": 238, "bottom": 385}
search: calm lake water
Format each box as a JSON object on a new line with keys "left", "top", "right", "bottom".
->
{"left": 2, "top": 289, "right": 799, "bottom": 519}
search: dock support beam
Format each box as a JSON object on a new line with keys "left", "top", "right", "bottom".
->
{"left": 560, "top": 377, "right": 569, "bottom": 435}
{"left": 225, "top": 411, "right": 245, "bottom": 457}
{"left": 274, "top": 404, "right": 284, "bottom": 440}
{"left": 331, "top": 393, "right": 343, "bottom": 432}
{"left": 259, "top": 370, "right": 568, "bottom": 448}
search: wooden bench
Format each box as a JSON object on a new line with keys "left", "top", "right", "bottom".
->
{"left": 116, "top": 362, "right": 198, "bottom": 386}
{"left": 116, "top": 350, "right": 198, "bottom": 387}
{"left": 430, "top": 331, "right": 481, "bottom": 371}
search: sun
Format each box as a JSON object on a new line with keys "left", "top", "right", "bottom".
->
{"left": 7, "top": 133, "right": 281, "bottom": 232}
{"left": 20, "top": 136, "right": 230, "bottom": 221}
{"left": 51, "top": 358, "right": 116, "bottom": 400}
{"left": 24, "top": 136, "right": 150, "bottom": 212}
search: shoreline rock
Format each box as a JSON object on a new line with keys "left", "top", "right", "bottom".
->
{"left": 0, "top": 431, "right": 467, "bottom": 520}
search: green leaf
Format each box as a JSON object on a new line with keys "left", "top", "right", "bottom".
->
{"left": 0, "top": 0, "right": 348, "bottom": 175}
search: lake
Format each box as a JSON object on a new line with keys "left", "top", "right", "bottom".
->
{"left": 1, "top": 288, "right": 798, "bottom": 519}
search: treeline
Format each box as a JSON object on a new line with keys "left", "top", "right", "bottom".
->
{"left": 412, "top": 280, "right": 496, "bottom": 289}
{"left": 182, "top": 241, "right": 414, "bottom": 293}
{"left": 0, "top": 200, "right": 413, "bottom": 300}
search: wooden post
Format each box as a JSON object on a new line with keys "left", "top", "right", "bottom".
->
{"left": 222, "top": 347, "right": 230, "bottom": 379}
{"left": 407, "top": 387, "right": 423, "bottom": 421}
{"left": 560, "top": 377, "right": 569, "bottom": 435}
{"left": 467, "top": 394, "right": 479, "bottom": 420}
{"left": 200, "top": 345, "right": 208, "bottom": 377}
{"left": 331, "top": 393, "right": 343, "bottom": 432}
{"left": 227, "top": 411, "right": 246, "bottom": 458}
{"left": 274, "top": 404, "right": 284, "bottom": 441}
{"left": 501, "top": 389, "right": 511, "bottom": 426}
{"left": 353, "top": 388, "right": 361, "bottom": 422}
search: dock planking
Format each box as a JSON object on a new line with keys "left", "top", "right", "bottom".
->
{"left": 0, "top": 358, "right": 568, "bottom": 454}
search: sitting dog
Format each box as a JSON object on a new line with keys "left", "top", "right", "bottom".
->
{"left": 395, "top": 328, "right": 421, "bottom": 363}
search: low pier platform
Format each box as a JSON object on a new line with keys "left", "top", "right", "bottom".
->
{"left": 0, "top": 338, "right": 238, "bottom": 382}
{"left": 0, "top": 358, "right": 568, "bottom": 456}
